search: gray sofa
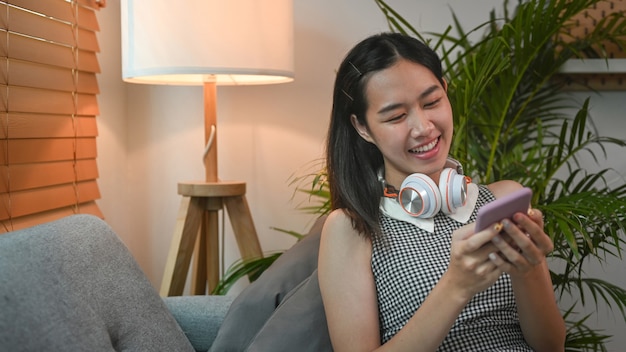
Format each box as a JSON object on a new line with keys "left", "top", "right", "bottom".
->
{"left": 0, "top": 214, "right": 331, "bottom": 351}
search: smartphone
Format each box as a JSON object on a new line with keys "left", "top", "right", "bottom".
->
{"left": 475, "top": 187, "right": 533, "bottom": 232}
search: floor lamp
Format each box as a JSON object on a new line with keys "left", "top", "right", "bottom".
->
{"left": 121, "top": 0, "right": 294, "bottom": 295}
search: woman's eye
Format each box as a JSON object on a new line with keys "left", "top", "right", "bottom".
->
{"left": 424, "top": 98, "right": 441, "bottom": 108}
{"left": 386, "top": 113, "right": 405, "bottom": 122}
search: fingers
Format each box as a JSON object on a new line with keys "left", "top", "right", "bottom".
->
{"left": 475, "top": 259, "right": 504, "bottom": 282}
{"left": 450, "top": 224, "right": 504, "bottom": 291}
{"left": 449, "top": 244, "right": 504, "bottom": 295}
{"left": 456, "top": 222, "right": 499, "bottom": 252}
{"left": 488, "top": 210, "right": 555, "bottom": 276}
{"left": 527, "top": 208, "right": 544, "bottom": 227}
{"left": 488, "top": 251, "right": 513, "bottom": 272}
{"left": 491, "top": 228, "right": 538, "bottom": 268}
{"left": 512, "top": 210, "right": 554, "bottom": 255}
{"left": 452, "top": 223, "right": 508, "bottom": 271}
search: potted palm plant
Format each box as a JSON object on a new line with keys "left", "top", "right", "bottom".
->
{"left": 217, "top": 0, "right": 626, "bottom": 349}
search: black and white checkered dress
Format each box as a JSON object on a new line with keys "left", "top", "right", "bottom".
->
{"left": 372, "top": 185, "right": 533, "bottom": 351}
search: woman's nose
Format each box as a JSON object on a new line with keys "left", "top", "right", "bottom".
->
{"left": 408, "top": 113, "right": 433, "bottom": 137}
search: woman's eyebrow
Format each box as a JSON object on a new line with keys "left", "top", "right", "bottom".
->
{"left": 419, "top": 84, "right": 441, "bottom": 99}
{"left": 376, "top": 84, "right": 441, "bottom": 115}
{"left": 377, "top": 102, "right": 404, "bottom": 115}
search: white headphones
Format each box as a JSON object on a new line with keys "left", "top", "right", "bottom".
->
{"left": 381, "top": 158, "right": 469, "bottom": 218}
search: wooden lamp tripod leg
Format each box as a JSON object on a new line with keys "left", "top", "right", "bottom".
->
{"left": 224, "top": 195, "right": 262, "bottom": 260}
{"left": 160, "top": 196, "right": 205, "bottom": 296}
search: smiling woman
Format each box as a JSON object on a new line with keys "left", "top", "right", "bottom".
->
{"left": 0, "top": 0, "right": 105, "bottom": 232}
{"left": 318, "top": 32, "right": 566, "bottom": 352}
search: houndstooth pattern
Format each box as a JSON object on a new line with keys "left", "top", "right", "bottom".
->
{"left": 372, "top": 185, "right": 533, "bottom": 351}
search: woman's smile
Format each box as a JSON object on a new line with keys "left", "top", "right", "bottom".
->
{"left": 409, "top": 136, "right": 440, "bottom": 156}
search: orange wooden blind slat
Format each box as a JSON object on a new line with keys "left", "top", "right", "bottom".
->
{"left": 0, "top": 31, "right": 76, "bottom": 69}
{"left": 0, "top": 1, "right": 101, "bottom": 31}
{"left": 0, "top": 33, "right": 100, "bottom": 72}
{"left": 0, "top": 138, "right": 97, "bottom": 165}
{"left": 78, "top": 71, "right": 100, "bottom": 94}
{"left": 0, "top": 159, "right": 98, "bottom": 192}
{"left": 0, "top": 86, "right": 99, "bottom": 116}
{"left": 0, "top": 58, "right": 100, "bottom": 94}
{"left": 0, "top": 113, "right": 97, "bottom": 139}
{"left": 0, "top": 57, "right": 75, "bottom": 92}
{"left": 77, "top": 4, "right": 100, "bottom": 32}
{"left": 1, "top": 3, "right": 76, "bottom": 47}
{"left": 0, "top": 57, "right": 101, "bottom": 94}
{"left": 0, "top": 180, "right": 100, "bottom": 220}
{"left": 0, "top": 200, "right": 102, "bottom": 233}
{"left": 0, "top": 85, "right": 75, "bottom": 114}
{"left": 8, "top": 0, "right": 74, "bottom": 24}
{"left": 78, "top": 27, "right": 100, "bottom": 52}
{"left": 78, "top": 49, "right": 101, "bottom": 73}
{"left": 77, "top": 93, "right": 100, "bottom": 116}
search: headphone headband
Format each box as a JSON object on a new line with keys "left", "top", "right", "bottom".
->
{"left": 444, "top": 156, "right": 464, "bottom": 176}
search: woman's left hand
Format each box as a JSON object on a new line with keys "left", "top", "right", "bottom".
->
{"left": 488, "top": 208, "right": 554, "bottom": 277}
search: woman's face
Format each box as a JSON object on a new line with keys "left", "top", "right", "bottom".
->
{"left": 352, "top": 58, "right": 453, "bottom": 188}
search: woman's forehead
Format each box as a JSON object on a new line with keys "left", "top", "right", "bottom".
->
{"left": 365, "top": 60, "right": 441, "bottom": 105}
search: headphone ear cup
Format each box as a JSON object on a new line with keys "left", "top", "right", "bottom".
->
{"left": 399, "top": 174, "right": 441, "bottom": 218}
{"left": 439, "top": 168, "right": 468, "bottom": 214}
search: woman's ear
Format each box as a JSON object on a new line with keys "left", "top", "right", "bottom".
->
{"left": 351, "top": 114, "right": 374, "bottom": 143}
{"left": 442, "top": 78, "right": 448, "bottom": 92}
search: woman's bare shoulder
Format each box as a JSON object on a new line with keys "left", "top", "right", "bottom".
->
{"left": 320, "top": 209, "right": 371, "bottom": 259}
{"left": 486, "top": 179, "right": 523, "bottom": 199}
{"left": 322, "top": 209, "right": 365, "bottom": 239}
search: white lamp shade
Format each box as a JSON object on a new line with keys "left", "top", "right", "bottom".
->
{"left": 121, "top": 0, "right": 294, "bottom": 85}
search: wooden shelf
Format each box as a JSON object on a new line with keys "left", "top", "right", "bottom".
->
{"left": 560, "top": 59, "right": 626, "bottom": 74}
{"left": 557, "top": 59, "right": 626, "bottom": 91}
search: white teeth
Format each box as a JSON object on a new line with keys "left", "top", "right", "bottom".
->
{"left": 410, "top": 139, "right": 438, "bottom": 153}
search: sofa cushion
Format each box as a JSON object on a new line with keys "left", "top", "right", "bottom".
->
{"left": 0, "top": 215, "right": 194, "bottom": 352}
{"left": 246, "top": 269, "right": 331, "bottom": 352}
{"left": 164, "top": 295, "right": 235, "bottom": 352}
{"left": 209, "top": 216, "right": 329, "bottom": 351}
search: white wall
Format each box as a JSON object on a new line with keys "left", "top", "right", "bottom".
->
{"left": 561, "top": 91, "right": 626, "bottom": 349}
{"left": 96, "top": 0, "right": 626, "bottom": 349}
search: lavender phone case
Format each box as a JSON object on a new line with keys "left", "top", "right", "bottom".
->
{"left": 475, "top": 187, "right": 532, "bottom": 231}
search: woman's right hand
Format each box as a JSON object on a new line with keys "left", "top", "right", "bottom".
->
{"left": 446, "top": 223, "right": 504, "bottom": 300}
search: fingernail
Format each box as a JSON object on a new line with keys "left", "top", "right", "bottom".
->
{"left": 528, "top": 208, "right": 535, "bottom": 216}
{"left": 492, "top": 235, "right": 502, "bottom": 244}
{"left": 489, "top": 252, "right": 498, "bottom": 261}
{"left": 494, "top": 222, "right": 503, "bottom": 232}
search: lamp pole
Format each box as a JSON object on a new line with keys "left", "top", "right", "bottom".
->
{"left": 203, "top": 81, "right": 218, "bottom": 183}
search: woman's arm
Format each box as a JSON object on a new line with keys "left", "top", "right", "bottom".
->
{"left": 318, "top": 210, "right": 381, "bottom": 350}
{"left": 318, "top": 209, "right": 506, "bottom": 352}
{"left": 488, "top": 181, "right": 566, "bottom": 351}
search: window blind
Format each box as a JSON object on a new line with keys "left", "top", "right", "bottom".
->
{"left": 0, "top": 0, "right": 104, "bottom": 233}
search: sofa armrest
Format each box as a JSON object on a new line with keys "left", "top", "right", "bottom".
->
{"left": 164, "top": 295, "right": 235, "bottom": 352}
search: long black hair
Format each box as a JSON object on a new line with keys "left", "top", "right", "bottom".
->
{"left": 325, "top": 32, "right": 445, "bottom": 238}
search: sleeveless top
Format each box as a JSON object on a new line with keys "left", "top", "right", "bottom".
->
{"left": 371, "top": 185, "right": 533, "bottom": 351}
